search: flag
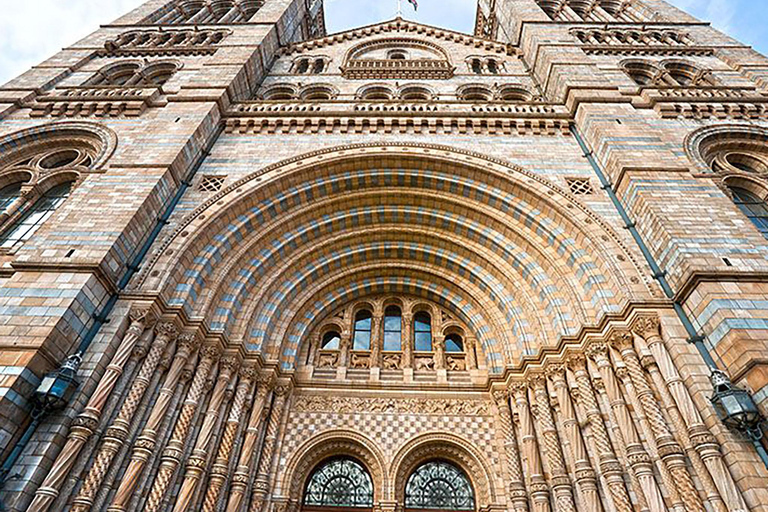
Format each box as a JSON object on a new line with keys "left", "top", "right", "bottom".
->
{"left": 407, "top": 0, "right": 418, "bottom": 10}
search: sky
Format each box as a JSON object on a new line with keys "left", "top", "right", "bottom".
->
{"left": 0, "top": 0, "right": 766, "bottom": 85}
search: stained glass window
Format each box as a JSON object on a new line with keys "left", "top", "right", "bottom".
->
{"left": 730, "top": 187, "right": 768, "bottom": 238}
{"left": 0, "top": 182, "right": 72, "bottom": 249}
{"left": 414, "top": 312, "right": 432, "bottom": 351}
{"left": 405, "top": 461, "right": 474, "bottom": 511}
{"left": 353, "top": 310, "right": 372, "bottom": 350}
{"left": 303, "top": 458, "right": 374, "bottom": 508}
{"left": 383, "top": 306, "right": 402, "bottom": 351}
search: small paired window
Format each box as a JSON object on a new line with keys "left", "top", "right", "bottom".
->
{"left": 293, "top": 57, "right": 327, "bottom": 75}
{"left": 353, "top": 310, "right": 373, "bottom": 350}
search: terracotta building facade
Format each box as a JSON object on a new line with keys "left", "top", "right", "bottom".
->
{"left": 1, "top": 0, "right": 768, "bottom": 511}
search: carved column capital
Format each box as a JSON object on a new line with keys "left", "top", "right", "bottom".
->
{"left": 491, "top": 389, "right": 510, "bottom": 409}
{"left": 585, "top": 341, "right": 610, "bottom": 364}
{"left": 632, "top": 315, "right": 661, "bottom": 340}
{"left": 609, "top": 330, "right": 634, "bottom": 352}
{"left": 177, "top": 333, "right": 200, "bottom": 356}
{"left": 156, "top": 321, "right": 179, "bottom": 339}
{"left": 566, "top": 353, "right": 588, "bottom": 372}
{"left": 240, "top": 363, "right": 259, "bottom": 381}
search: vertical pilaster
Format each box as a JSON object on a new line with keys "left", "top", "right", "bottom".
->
{"left": 510, "top": 382, "right": 551, "bottom": 512}
{"left": 491, "top": 389, "right": 529, "bottom": 512}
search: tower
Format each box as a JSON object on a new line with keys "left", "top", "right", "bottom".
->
{"left": 1, "top": 1, "right": 768, "bottom": 512}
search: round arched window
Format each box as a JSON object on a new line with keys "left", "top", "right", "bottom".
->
{"left": 353, "top": 310, "right": 373, "bottom": 350}
{"left": 729, "top": 186, "right": 768, "bottom": 238}
{"left": 405, "top": 461, "right": 474, "bottom": 511}
{"left": 303, "top": 458, "right": 374, "bottom": 509}
{"left": 445, "top": 334, "right": 464, "bottom": 352}
{"left": 321, "top": 331, "right": 341, "bottom": 350}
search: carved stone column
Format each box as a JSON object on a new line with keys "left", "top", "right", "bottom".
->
{"left": 225, "top": 373, "right": 276, "bottom": 512}
{"left": 402, "top": 312, "right": 413, "bottom": 369}
{"left": 28, "top": 309, "right": 152, "bottom": 512}
{"left": 632, "top": 316, "right": 746, "bottom": 512}
{"left": 434, "top": 335, "right": 446, "bottom": 370}
{"left": 144, "top": 345, "right": 221, "bottom": 512}
{"left": 510, "top": 383, "right": 551, "bottom": 512}
{"left": 370, "top": 317, "right": 382, "bottom": 368}
{"left": 566, "top": 355, "right": 633, "bottom": 512}
{"left": 339, "top": 330, "right": 351, "bottom": 367}
{"left": 529, "top": 376, "right": 576, "bottom": 512}
{"left": 586, "top": 342, "right": 666, "bottom": 512}
{"left": 173, "top": 356, "right": 240, "bottom": 512}
{"left": 107, "top": 332, "right": 199, "bottom": 512}
{"left": 546, "top": 365, "right": 602, "bottom": 512}
{"left": 203, "top": 364, "right": 257, "bottom": 512}
{"left": 612, "top": 331, "right": 705, "bottom": 512}
{"left": 491, "top": 390, "right": 529, "bottom": 512}
{"left": 465, "top": 338, "right": 478, "bottom": 370}
{"left": 249, "top": 384, "right": 292, "bottom": 512}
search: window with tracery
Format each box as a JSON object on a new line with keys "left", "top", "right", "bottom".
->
{"left": 537, "top": 0, "right": 645, "bottom": 22}
{"left": 729, "top": 187, "right": 768, "bottom": 238}
{"left": 303, "top": 458, "right": 374, "bottom": 509}
{"left": 0, "top": 182, "right": 73, "bottom": 249}
{"left": 145, "top": 0, "right": 262, "bottom": 24}
{"left": 405, "top": 461, "right": 475, "bottom": 511}
{"left": 86, "top": 61, "right": 180, "bottom": 87}
{"left": 621, "top": 60, "right": 713, "bottom": 88}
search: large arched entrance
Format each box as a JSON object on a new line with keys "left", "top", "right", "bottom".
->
{"left": 404, "top": 460, "right": 475, "bottom": 512}
{"left": 302, "top": 457, "right": 374, "bottom": 512}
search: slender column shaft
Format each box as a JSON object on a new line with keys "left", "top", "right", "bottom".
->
{"left": 249, "top": 385, "right": 292, "bottom": 512}
{"left": 402, "top": 313, "right": 413, "bottom": 369}
{"left": 547, "top": 365, "right": 602, "bottom": 512}
{"left": 225, "top": 374, "right": 275, "bottom": 512}
{"left": 530, "top": 376, "right": 576, "bottom": 512}
{"left": 586, "top": 342, "right": 666, "bottom": 512}
{"left": 107, "top": 333, "right": 199, "bottom": 512}
{"left": 613, "top": 331, "right": 705, "bottom": 512}
{"left": 511, "top": 383, "right": 551, "bottom": 512}
{"left": 202, "top": 365, "right": 257, "bottom": 512}
{"left": 632, "top": 316, "right": 748, "bottom": 512}
{"left": 567, "top": 356, "right": 633, "bottom": 512}
{"left": 173, "top": 357, "right": 240, "bottom": 512}
{"left": 491, "top": 390, "right": 529, "bottom": 512}
{"left": 28, "top": 311, "right": 152, "bottom": 512}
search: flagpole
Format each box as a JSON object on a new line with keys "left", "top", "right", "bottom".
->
{"left": 396, "top": 0, "right": 402, "bottom": 17}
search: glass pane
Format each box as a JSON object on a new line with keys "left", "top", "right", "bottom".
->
{"left": 405, "top": 461, "right": 475, "bottom": 511}
{"left": 384, "top": 315, "right": 401, "bottom": 331}
{"left": 0, "top": 183, "right": 21, "bottom": 213}
{"left": 304, "top": 458, "right": 373, "bottom": 508}
{"left": 322, "top": 331, "right": 340, "bottom": 350}
{"left": 0, "top": 182, "right": 72, "bottom": 249}
{"left": 415, "top": 331, "right": 432, "bottom": 352}
{"left": 383, "top": 331, "right": 400, "bottom": 351}
{"left": 353, "top": 331, "right": 370, "bottom": 351}
{"left": 445, "top": 334, "right": 464, "bottom": 352}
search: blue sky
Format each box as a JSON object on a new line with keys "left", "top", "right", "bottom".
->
{"left": 0, "top": 0, "right": 766, "bottom": 85}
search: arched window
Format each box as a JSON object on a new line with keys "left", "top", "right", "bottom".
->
{"left": 405, "top": 461, "right": 474, "bottom": 511}
{"left": 445, "top": 333, "right": 464, "bottom": 352}
{"left": 0, "top": 182, "right": 73, "bottom": 249}
{"left": 321, "top": 331, "right": 341, "bottom": 350}
{"left": 486, "top": 59, "right": 499, "bottom": 74}
{"left": 353, "top": 310, "right": 373, "bottom": 350}
{"left": 729, "top": 187, "right": 768, "bottom": 238}
{"left": 304, "top": 458, "right": 374, "bottom": 509}
{"left": 414, "top": 312, "right": 432, "bottom": 351}
{"left": 471, "top": 59, "right": 482, "bottom": 74}
{"left": 0, "top": 183, "right": 22, "bottom": 214}
{"left": 312, "top": 59, "right": 325, "bottom": 74}
{"left": 383, "top": 306, "right": 402, "bottom": 351}
{"left": 296, "top": 59, "right": 310, "bottom": 74}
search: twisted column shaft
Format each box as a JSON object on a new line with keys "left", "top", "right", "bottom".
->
{"left": 173, "top": 356, "right": 240, "bottom": 512}
{"left": 225, "top": 374, "right": 275, "bottom": 512}
{"left": 202, "top": 365, "right": 256, "bottom": 512}
{"left": 28, "top": 311, "right": 154, "bottom": 512}
{"left": 633, "top": 316, "right": 747, "bottom": 512}
{"left": 567, "top": 356, "right": 633, "bottom": 512}
{"left": 511, "top": 383, "right": 551, "bottom": 512}
{"left": 547, "top": 366, "right": 602, "bottom": 512}
{"left": 107, "top": 333, "right": 198, "bottom": 512}
{"left": 491, "top": 390, "right": 529, "bottom": 512}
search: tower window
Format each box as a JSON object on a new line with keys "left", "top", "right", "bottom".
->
{"left": 312, "top": 59, "right": 325, "bottom": 74}
{"left": 471, "top": 59, "right": 482, "bottom": 74}
{"left": 296, "top": 59, "right": 310, "bottom": 74}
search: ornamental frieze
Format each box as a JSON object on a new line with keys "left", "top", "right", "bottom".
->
{"left": 292, "top": 395, "right": 490, "bottom": 416}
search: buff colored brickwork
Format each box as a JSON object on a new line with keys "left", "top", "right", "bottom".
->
{"left": 0, "top": 0, "right": 767, "bottom": 511}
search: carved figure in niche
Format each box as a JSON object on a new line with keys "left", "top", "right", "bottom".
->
{"left": 415, "top": 357, "right": 435, "bottom": 371}
{"left": 446, "top": 356, "right": 465, "bottom": 371}
{"left": 350, "top": 353, "right": 370, "bottom": 369}
{"left": 317, "top": 353, "right": 338, "bottom": 368}
{"left": 383, "top": 354, "right": 402, "bottom": 370}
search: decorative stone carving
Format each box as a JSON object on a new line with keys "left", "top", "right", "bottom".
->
{"left": 293, "top": 395, "right": 489, "bottom": 416}
{"left": 316, "top": 352, "right": 339, "bottom": 368}
{"left": 350, "top": 353, "right": 371, "bottom": 369}
{"left": 382, "top": 353, "right": 402, "bottom": 370}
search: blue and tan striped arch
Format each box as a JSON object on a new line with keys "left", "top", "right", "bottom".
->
{"left": 140, "top": 143, "right": 650, "bottom": 373}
